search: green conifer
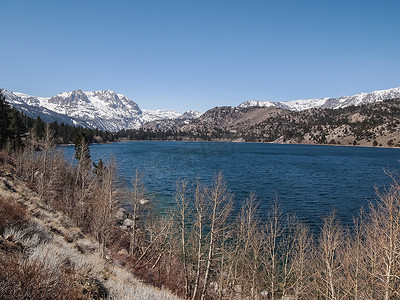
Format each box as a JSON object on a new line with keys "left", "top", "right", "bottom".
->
{"left": 0, "top": 91, "right": 12, "bottom": 148}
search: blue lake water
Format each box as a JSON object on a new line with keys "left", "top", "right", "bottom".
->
{"left": 63, "top": 141, "right": 400, "bottom": 229}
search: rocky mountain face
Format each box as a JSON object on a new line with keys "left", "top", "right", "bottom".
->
{"left": 238, "top": 87, "right": 400, "bottom": 111}
{"left": 3, "top": 89, "right": 199, "bottom": 132}
{"left": 144, "top": 87, "right": 400, "bottom": 135}
{"left": 143, "top": 110, "right": 203, "bottom": 131}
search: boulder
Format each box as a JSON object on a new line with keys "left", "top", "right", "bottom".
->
{"left": 123, "top": 218, "right": 134, "bottom": 228}
{"left": 116, "top": 208, "right": 129, "bottom": 222}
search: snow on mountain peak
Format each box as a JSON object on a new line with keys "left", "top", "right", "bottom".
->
{"left": 2, "top": 88, "right": 204, "bottom": 131}
{"left": 238, "top": 87, "right": 400, "bottom": 111}
{"left": 181, "top": 110, "right": 202, "bottom": 119}
{"left": 2, "top": 89, "right": 160, "bottom": 131}
{"left": 4, "top": 86, "right": 399, "bottom": 132}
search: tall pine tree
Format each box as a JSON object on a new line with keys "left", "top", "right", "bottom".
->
{"left": 33, "top": 115, "right": 45, "bottom": 140}
{"left": 0, "top": 91, "right": 12, "bottom": 148}
{"left": 9, "top": 109, "right": 26, "bottom": 150}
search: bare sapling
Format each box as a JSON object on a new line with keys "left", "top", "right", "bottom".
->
{"left": 175, "top": 179, "right": 192, "bottom": 298}
{"left": 292, "top": 222, "right": 312, "bottom": 300}
{"left": 228, "top": 193, "right": 263, "bottom": 299}
{"left": 342, "top": 210, "right": 366, "bottom": 300}
{"left": 74, "top": 136, "right": 93, "bottom": 228}
{"left": 314, "top": 212, "right": 344, "bottom": 300}
{"left": 262, "top": 197, "right": 284, "bottom": 300}
{"left": 191, "top": 179, "right": 208, "bottom": 300}
{"left": 200, "top": 172, "right": 232, "bottom": 300}
{"left": 36, "top": 124, "right": 57, "bottom": 204}
{"left": 365, "top": 173, "right": 400, "bottom": 300}
{"left": 92, "top": 158, "right": 120, "bottom": 257}
{"left": 128, "top": 168, "right": 148, "bottom": 256}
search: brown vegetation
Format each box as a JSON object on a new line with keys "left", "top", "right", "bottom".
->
{"left": 0, "top": 141, "right": 181, "bottom": 299}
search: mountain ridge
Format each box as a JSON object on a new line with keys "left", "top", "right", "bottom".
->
{"left": 2, "top": 89, "right": 200, "bottom": 132}
{"left": 3, "top": 86, "right": 400, "bottom": 133}
{"left": 176, "top": 98, "right": 400, "bottom": 147}
{"left": 238, "top": 86, "right": 400, "bottom": 111}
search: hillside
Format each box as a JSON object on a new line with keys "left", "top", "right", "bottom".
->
{"left": 0, "top": 155, "right": 181, "bottom": 300}
{"left": 176, "top": 98, "right": 400, "bottom": 147}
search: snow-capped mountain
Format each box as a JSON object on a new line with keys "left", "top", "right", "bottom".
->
{"left": 141, "top": 109, "right": 182, "bottom": 124}
{"left": 238, "top": 87, "right": 400, "bottom": 111}
{"left": 180, "top": 110, "right": 203, "bottom": 119}
{"left": 2, "top": 89, "right": 198, "bottom": 131}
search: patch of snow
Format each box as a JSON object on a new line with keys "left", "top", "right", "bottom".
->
{"left": 238, "top": 100, "right": 277, "bottom": 108}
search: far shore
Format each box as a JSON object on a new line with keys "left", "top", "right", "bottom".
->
{"left": 61, "top": 137, "right": 400, "bottom": 150}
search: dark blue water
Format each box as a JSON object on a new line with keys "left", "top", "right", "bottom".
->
{"left": 62, "top": 141, "right": 400, "bottom": 228}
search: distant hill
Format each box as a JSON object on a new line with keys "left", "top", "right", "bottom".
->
{"left": 177, "top": 98, "right": 400, "bottom": 147}
{"left": 143, "top": 87, "right": 400, "bottom": 147}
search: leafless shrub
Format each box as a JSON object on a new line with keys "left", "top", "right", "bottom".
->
{"left": 0, "top": 196, "right": 27, "bottom": 232}
{"left": 363, "top": 173, "right": 400, "bottom": 300}
{"left": 3, "top": 222, "right": 51, "bottom": 248}
{"left": 91, "top": 158, "right": 121, "bottom": 257}
{"left": 0, "top": 252, "right": 80, "bottom": 300}
{"left": 312, "top": 212, "right": 345, "bottom": 300}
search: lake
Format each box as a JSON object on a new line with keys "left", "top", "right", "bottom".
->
{"left": 63, "top": 141, "right": 400, "bottom": 229}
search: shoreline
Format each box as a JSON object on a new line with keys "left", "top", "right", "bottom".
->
{"left": 83, "top": 138, "right": 400, "bottom": 150}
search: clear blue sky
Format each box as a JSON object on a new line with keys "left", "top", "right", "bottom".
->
{"left": 1, "top": 0, "right": 400, "bottom": 112}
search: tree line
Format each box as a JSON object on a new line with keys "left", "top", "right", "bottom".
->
{"left": 0, "top": 90, "right": 187, "bottom": 146}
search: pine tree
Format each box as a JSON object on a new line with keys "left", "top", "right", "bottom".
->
{"left": 33, "top": 116, "right": 45, "bottom": 140}
{"left": 0, "top": 91, "right": 12, "bottom": 148}
{"left": 8, "top": 108, "right": 26, "bottom": 150}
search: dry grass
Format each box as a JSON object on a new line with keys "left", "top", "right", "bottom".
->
{"left": 0, "top": 175, "right": 181, "bottom": 300}
{"left": 3, "top": 222, "right": 51, "bottom": 248}
{"left": 0, "top": 254, "right": 80, "bottom": 300}
{"left": 0, "top": 195, "right": 27, "bottom": 232}
{"left": 105, "top": 265, "right": 181, "bottom": 300}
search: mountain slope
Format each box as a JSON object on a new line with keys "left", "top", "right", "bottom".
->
{"left": 178, "top": 98, "right": 400, "bottom": 147}
{"left": 3, "top": 86, "right": 400, "bottom": 133}
{"left": 238, "top": 87, "right": 400, "bottom": 111}
{"left": 2, "top": 89, "right": 196, "bottom": 131}
{"left": 0, "top": 161, "right": 181, "bottom": 300}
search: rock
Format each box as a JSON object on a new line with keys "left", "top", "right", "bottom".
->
{"left": 139, "top": 199, "right": 149, "bottom": 205}
{"left": 116, "top": 208, "right": 128, "bottom": 222}
{"left": 118, "top": 248, "right": 128, "bottom": 256}
{"left": 123, "top": 218, "right": 133, "bottom": 228}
